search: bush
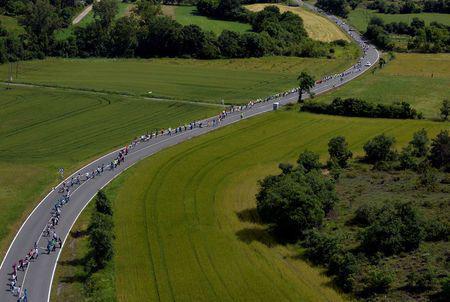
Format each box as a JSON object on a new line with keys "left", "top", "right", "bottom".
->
{"left": 363, "top": 134, "right": 396, "bottom": 164}
{"left": 424, "top": 219, "right": 449, "bottom": 241}
{"left": 399, "top": 145, "right": 419, "bottom": 170}
{"left": 303, "top": 229, "right": 341, "bottom": 265}
{"left": 360, "top": 203, "right": 425, "bottom": 255}
{"left": 329, "top": 252, "right": 359, "bottom": 292}
{"left": 364, "top": 266, "right": 394, "bottom": 294}
{"left": 95, "top": 190, "right": 113, "bottom": 216}
{"left": 407, "top": 268, "right": 437, "bottom": 292}
{"left": 352, "top": 203, "right": 380, "bottom": 226}
{"left": 297, "top": 150, "right": 321, "bottom": 172}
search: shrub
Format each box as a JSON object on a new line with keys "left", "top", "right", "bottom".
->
{"left": 95, "top": 190, "right": 113, "bottom": 216}
{"left": 424, "top": 219, "right": 449, "bottom": 241}
{"left": 410, "top": 128, "right": 429, "bottom": 157}
{"left": 352, "top": 203, "right": 380, "bottom": 226}
{"left": 363, "top": 134, "right": 396, "bottom": 164}
{"left": 329, "top": 252, "right": 359, "bottom": 292}
{"left": 407, "top": 268, "right": 437, "bottom": 292}
{"left": 360, "top": 203, "right": 425, "bottom": 255}
{"left": 303, "top": 229, "right": 341, "bottom": 265}
{"left": 364, "top": 266, "right": 394, "bottom": 294}
{"left": 399, "top": 145, "right": 419, "bottom": 170}
{"left": 297, "top": 150, "right": 321, "bottom": 172}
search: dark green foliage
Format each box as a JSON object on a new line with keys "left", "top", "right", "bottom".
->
{"left": 256, "top": 168, "right": 338, "bottom": 239}
{"left": 441, "top": 99, "right": 450, "bottom": 121}
{"left": 407, "top": 268, "right": 437, "bottom": 292}
{"left": 303, "top": 229, "right": 341, "bottom": 265}
{"left": 352, "top": 203, "right": 380, "bottom": 226}
{"left": 301, "top": 97, "right": 419, "bottom": 119}
{"left": 399, "top": 145, "right": 419, "bottom": 170}
{"left": 363, "top": 134, "right": 396, "bottom": 164}
{"left": 95, "top": 190, "right": 113, "bottom": 216}
{"left": 424, "top": 219, "right": 449, "bottom": 241}
{"left": 278, "top": 162, "right": 293, "bottom": 174}
{"left": 410, "top": 128, "right": 429, "bottom": 157}
{"left": 316, "top": 0, "right": 350, "bottom": 17}
{"left": 297, "top": 71, "right": 315, "bottom": 103}
{"left": 429, "top": 130, "right": 450, "bottom": 171}
{"left": 89, "top": 227, "right": 114, "bottom": 269}
{"left": 329, "top": 252, "right": 358, "bottom": 292}
{"left": 363, "top": 266, "right": 394, "bottom": 294}
{"left": 417, "top": 160, "right": 439, "bottom": 190}
{"left": 328, "top": 136, "right": 352, "bottom": 168}
{"left": 360, "top": 203, "right": 425, "bottom": 255}
{"left": 297, "top": 150, "right": 322, "bottom": 172}
{"left": 93, "top": 0, "right": 118, "bottom": 28}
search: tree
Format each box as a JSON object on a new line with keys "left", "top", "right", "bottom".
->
{"left": 364, "top": 266, "right": 394, "bottom": 294}
{"left": 95, "top": 190, "right": 113, "bottom": 216}
{"left": 410, "top": 128, "right": 429, "bottom": 157}
{"left": 89, "top": 227, "right": 114, "bottom": 269}
{"left": 218, "top": 30, "right": 242, "bottom": 58}
{"left": 297, "top": 71, "right": 315, "bottom": 103}
{"left": 440, "top": 99, "right": 449, "bottom": 121}
{"left": 256, "top": 169, "right": 337, "bottom": 239}
{"left": 363, "top": 134, "right": 396, "bottom": 164}
{"left": 297, "top": 150, "right": 321, "bottom": 172}
{"left": 328, "top": 136, "right": 352, "bottom": 168}
{"left": 429, "top": 130, "right": 450, "bottom": 171}
{"left": 134, "top": 0, "right": 161, "bottom": 24}
{"left": 93, "top": 0, "right": 119, "bottom": 28}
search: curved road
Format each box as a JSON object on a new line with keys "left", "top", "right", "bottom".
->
{"left": 0, "top": 7, "right": 379, "bottom": 302}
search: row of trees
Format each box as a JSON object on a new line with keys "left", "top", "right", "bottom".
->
{"left": 315, "top": 0, "right": 361, "bottom": 17}
{"left": 368, "top": 0, "right": 450, "bottom": 14}
{"left": 0, "top": 0, "right": 344, "bottom": 62}
{"left": 301, "top": 97, "right": 422, "bottom": 119}
{"left": 365, "top": 16, "right": 450, "bottom": 52}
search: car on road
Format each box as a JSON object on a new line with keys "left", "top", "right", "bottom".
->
{"left": 365, "top": 61, "right": 371, "bottom": 67}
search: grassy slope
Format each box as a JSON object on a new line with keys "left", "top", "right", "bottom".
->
{"left": 0, "top": 57, "right": 355, "bottom": 104}
{"left": 245, "top": 4, "right": 350, "bottom": 42}
{"left": 93, "top": 110, "right": 446, "bottom": 302}
{"left": 0, "top": 85, "right": 216, "bottom": 258}
{"left": 163, "top": 5, "right": 251, "bottom": 35}
{"left": 314, "top": 53, "right": 450, "bottom": 119}
{"left": 347, "top": 8, "right": 450, "bottom": 32}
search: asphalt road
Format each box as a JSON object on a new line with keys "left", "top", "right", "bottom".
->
{"left": 0, "top": 7, "right": 379, "bottom": 302}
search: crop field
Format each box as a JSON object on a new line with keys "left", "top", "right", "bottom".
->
{"left": 245, "top": 4, "right": 350, "bottom": 42}
{"left": 162, "top": 5, "right": 251, "bottom": 35}
{"left": 0, "top": 56, "right": 356, "bottom": 104}
{"left": 0, "top": 85, "right": 217, "bottom": 257}
{"left": 347, "top": 8, "right": 450, "bottom": 32}
{"left": 51, "top": 110, "right": 447, "bottom": 301}
{"left": 315, "top": 53, "right": 450, "bottom": 119}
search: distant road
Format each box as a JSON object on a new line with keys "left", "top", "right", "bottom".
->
{"left": 0, "top": 5, "right": 379, "bottom": 302}
{"left": 72, "top": 1, "right": 99, "bottom": 25}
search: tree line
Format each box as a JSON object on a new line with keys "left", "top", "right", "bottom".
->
{"left": 301, "top": 97, "right": 422, "bottom": 119}
{"left": 0, "top": 0, "right": 348, "bottom": 64}
{"left": 256, "top": 129, "right": 449, "bottom": 298}
{"left": 368, "top": 0, "right": 450, "bottom": 14}
{"left": 365, "top": 16, "right": 450, "bottom": 52}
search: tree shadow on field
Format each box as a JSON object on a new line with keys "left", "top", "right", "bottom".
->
{"left": 235, "top": 207, "right": 278, "bottom": 247}
{"left": 236, "top": 208, "right": 261, "bottom": 223}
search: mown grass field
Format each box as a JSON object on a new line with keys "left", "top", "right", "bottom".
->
{"left": 51, "top": 110, "right": 448, "bottom": 302}
{"left": 245, "top": 4, "right": 350, "bottom": 42}
{"left": 162, "top": 5, "right": 251, "bottom": 35}
{"left": 0, "top": 85, "right": 217, "bottom": 258}
{"left": 347, "top": 8, "right": 450, "bottom": 32}
{"left": 0, "top": 56, "right": 356, "bottom": 104}
{"left": 315, "top": 53, "right": 450, "bottom": 119}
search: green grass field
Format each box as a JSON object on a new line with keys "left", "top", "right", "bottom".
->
{"left": 162, "top": 5, "right": 251, "bottom": 35}
{"left": 0, "top": 14, "right": 24, "bottom": 34}
{"left": 315, "top": 53, "right": 450, "bottom": 119}
{"left": 347, "top": 8, "right": 450, "bottom": 32}
{"left": 0, "top": 85, "right": 216, "bottom": 258}
{"left": 0, "top": 56, "right": 356, "bottom": 104}
{"left": 51, "top": 110, "right": 447, "bottom": 301}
